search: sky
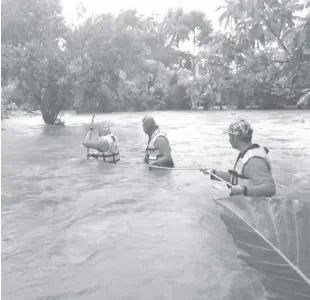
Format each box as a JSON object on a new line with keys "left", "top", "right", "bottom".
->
{"left": 60, "top": 0, "right": 225, "bottom": 29}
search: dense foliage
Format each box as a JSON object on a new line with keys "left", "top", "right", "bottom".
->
{"left": 1, "top": 0, "right": 310, "bottom": 123}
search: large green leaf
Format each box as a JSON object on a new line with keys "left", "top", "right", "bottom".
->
{"left": 297, "top": 89, "right": 310, "bottom": 106}
{"left": 214, "top": 196, "right": 310, "bottom": 300}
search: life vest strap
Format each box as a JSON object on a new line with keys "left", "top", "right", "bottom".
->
{"left": 228, "top": 169, "right": 248, "bottom": 179}
{"left": 145, "top": 147, "right": 156, "bottom": 153}
{"left": 98, "top": 151, "right": 120, "bottom": 163}
{"left": 87, "top": 153, "right": 99, "bottom": 159}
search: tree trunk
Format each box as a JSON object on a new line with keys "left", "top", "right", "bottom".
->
{"left": 216, "top": 89, "right": 224, "bottom": 109}
{"left": 1, "top": 101, "right": 4, "bottom": 120}
{"left": 234, "top": 91, "right": 246, "bottom": 109}
{"left": 41, "top": 108, "right": 59, "bottom": 125}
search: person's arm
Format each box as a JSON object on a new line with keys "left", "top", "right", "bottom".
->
{"left": 82, "top": 130, "right": 109, "bottom": 152}
{"left": 242, "top": 158, "right": 276, "bottom": 197}
{"left": 150, "top": 136, "right": 173, "bottom": 166}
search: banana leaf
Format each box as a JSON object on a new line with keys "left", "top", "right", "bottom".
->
{"left": 214, "top": 196, "right": 310, "bottom": 300}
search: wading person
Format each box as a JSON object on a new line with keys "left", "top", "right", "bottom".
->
{"left": 83, "top": 122, "right": 120, "bottom": 163}
{"left": 143, "top": 116, "right": 174, "bottom": 167}
{"left": 201, "top": 120, "right": 276, "bottom": 197}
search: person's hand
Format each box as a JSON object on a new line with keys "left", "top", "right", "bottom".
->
{"left": 230, "top": 185, "right": 245, "bottom": 196}
{"left": 200, "top": 166, "right": 212, "bottom": 174}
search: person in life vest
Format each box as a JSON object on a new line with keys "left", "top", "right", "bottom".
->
{"left": 82, "top": 122, "right": 120, "bottom": 163}
{"left": 143, "top": 116, "right": 174, "bottom": 167}
{"left": 201, "top": 120, "right": 276, "bottom": 197}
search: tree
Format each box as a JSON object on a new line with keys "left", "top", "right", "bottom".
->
{"left": 214, "top": 0, "right": 310, "bottom": 108}
{"left": 1, "top": 0, "right": 73, "bottom": 124}
{"left": 2, "top": 2, "right": 309, "bottom": 116}
{"left": 69, "top": 10, "right": 152, "bottom": 113}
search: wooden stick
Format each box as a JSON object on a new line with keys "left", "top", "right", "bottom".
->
{"left": 87, "top": 112, "right": 96, "bottom": 160}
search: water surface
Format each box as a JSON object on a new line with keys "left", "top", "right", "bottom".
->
{"left": 2, "top": 110, "right": 310, "bottom": 300}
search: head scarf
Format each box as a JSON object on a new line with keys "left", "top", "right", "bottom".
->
{"left": 228, "top": 119, "right": 253, "bottom": 137}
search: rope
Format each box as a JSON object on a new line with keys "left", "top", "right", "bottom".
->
{"left": 148, "top": 166, "right": 284, "bottom": 189}
{"left": 87, "top": 159, "right": 283, "bottom": 190}
{"left": 148, "top": 165, "right": 200, "bottom": 171}
{"left": 149, "top": 165, "right": 233, "bottom": 188}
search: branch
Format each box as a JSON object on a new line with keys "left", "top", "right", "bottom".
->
{"left": 248, "top": 47, "right": 256, "bottom": 57}
{"left": 260, "top": 14, "right": 290, "bottom": 56}
{"left": 246, "top": 59, "right": 298, "bottom": 65}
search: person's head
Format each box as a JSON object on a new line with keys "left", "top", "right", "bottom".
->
{"left": 142, "top": 116, "right": 158, "bottom": 135}
{"left": 98, "top": 122, "right": 111, "bottom": 137}
{"left": 228, "top": 119, "right": 253, "bottom": 150}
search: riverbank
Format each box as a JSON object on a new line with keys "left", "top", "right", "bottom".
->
{"left": 1, "top": 108, "right": 66, "bottom": 128}
{"left": 1, "top": 107, "right": 41, "bottom": 119}
{"left": 2, "top": 106, "right": 307, "bottom": 130}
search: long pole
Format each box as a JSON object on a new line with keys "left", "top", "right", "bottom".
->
{"left": 87, "top": 112, "right": 96, "bottom": 160}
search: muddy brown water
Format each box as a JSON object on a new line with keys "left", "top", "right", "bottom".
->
{"left": 2, "top": 110, "right": 310, "bottom": 300}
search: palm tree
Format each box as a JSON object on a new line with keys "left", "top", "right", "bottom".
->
{"left": 161, "top": 8, "right": 190, "bottom": 48}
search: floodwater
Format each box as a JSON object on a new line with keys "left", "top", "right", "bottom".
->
{"left": 2, "top": 110, "right": 310, "bottom": 300}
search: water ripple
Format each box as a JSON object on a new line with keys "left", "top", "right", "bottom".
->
{"left": 2, "top": 110, "right": 310, "bottom": 300}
